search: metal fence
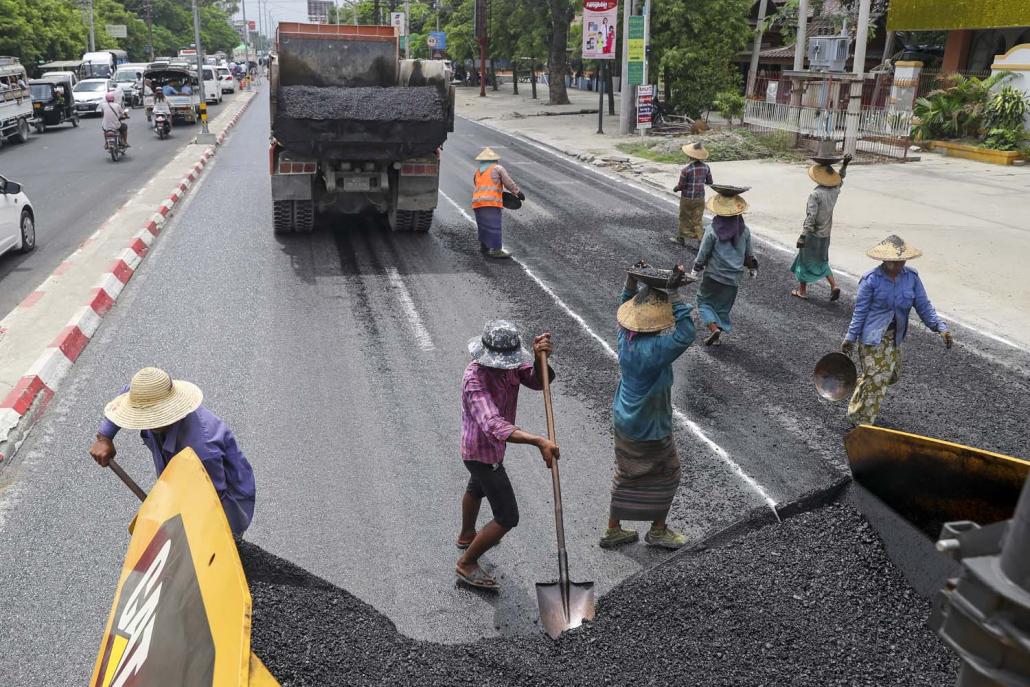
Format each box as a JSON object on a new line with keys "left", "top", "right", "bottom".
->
{"left": 743, "top": 99, "right": 914, "bottom": 159}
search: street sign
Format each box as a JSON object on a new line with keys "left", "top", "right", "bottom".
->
{"left": 636, "top": 84, "right": 655, "bottom": 130}
{"left": 391, "top": 12, "right": 407, "bottom": 36}
{"left": 105, "top": 24, "right": 127, "bottom": 38}
{"left": 428, "top": 31, "right": 447, "bottom": 50}
{"left": 627, "top": 15, "right": 644, "bottom": 85}
{"left": 582, "top": 0, "right": 618, "bottom": 60}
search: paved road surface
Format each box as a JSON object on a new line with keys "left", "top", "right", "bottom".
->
{"left": 0, "top": 91, "right": 240, "bottom": 315}
{"left": 0, "top": 94, "right": 1026, "bottom": 685}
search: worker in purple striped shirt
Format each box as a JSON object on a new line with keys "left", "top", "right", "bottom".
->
{"left": 456, "top": 320, "right": 559, "bottom": 590}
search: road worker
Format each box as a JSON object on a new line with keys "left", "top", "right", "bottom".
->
{"left": 471, "top": 147, "right": 525, "bottom": 260}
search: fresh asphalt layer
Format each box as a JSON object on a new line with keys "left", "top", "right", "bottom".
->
{"left": 0, "top": 95, "right": 1027, "bottom": 684}
{"left": 0, "top": 92, "right": 240, "bottom": 316}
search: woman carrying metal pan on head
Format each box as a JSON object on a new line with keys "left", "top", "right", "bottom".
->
{"left": 841, "top": 235, "right": 953, "bottom": 426}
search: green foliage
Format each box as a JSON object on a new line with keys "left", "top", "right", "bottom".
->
{"left": 983, "top": 127, "right": 1025, "bottom": 152}
{"left": 617, "top": 129, "right": 805, "bottom": 163}
{"left": 985, "top": 86, "right": 1029, "bottom": 131}
{"left": 712, "top": 90, "right": 744, "bottom": 124}
{"left": 911, "top": 72, "right": 1013, "bottom": 141}
{"left": 651, "top": 0, "right": 751, "bottom": 118}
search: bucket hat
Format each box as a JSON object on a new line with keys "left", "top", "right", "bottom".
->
{"left": 475, "top": 147, "right": 501, "bottom": 161}
{"left": 681, "top": 142, "right": 710, "bottom": 160}
{"left": 617, "top": 286, "right": 675, "bottom": 333}
{"left": 866, "top": 235, "right": 922, "bottom": 262}
{"left": 468, "top": 320, "right": 533, "bottom": 369}
{"left": 808, "top": 164, "right": 842, "bottom": 187}
{"left": 104, "top": 367, "right": 203, "bottom": 430}
{"left": 706, "top": 193, "right": 749, "bottom": 217}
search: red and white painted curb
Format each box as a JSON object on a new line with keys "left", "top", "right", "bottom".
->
{"left": 0, "top": 94, "right": 255, "bottom": 463}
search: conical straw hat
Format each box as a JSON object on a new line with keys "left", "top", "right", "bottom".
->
{"left": 681, "top": 142, "right": 710, "bottom": 160}
{"left": 808, "top": 164, "right": 842, "bottom": 187}
{"left": 104, "top": 367, "right": 203, "bottom": 430}
{"left": 475, "top": 147, "right": 500, "bottom": 161}
{"left": 706, "top": 193, "right": 749, "bottom": 217}
{"left": 866, "top": 235, "right": 922, "bottom": 261}
{"left": 617, "top": 287, "right": 675, "bottom": 333}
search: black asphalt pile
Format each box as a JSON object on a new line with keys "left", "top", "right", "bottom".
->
{"left": 276, "top": 86, "right": 446, "bottom": 122}
{"left": 243, "top": 502, "right": 958, "bottom": 686}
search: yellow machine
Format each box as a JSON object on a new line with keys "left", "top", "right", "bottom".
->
{"left": 90, "top": 448, "right": 278, "bottom": 687}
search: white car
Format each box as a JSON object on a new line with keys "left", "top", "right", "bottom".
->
{"left": 216, "top": 67, "right": 236, "bottom": 94}
{"left": 0, "top": 175, "right": 35, "bottom": 257}
{"left": 200, "top": 67, "right": 222, "bottom": 104}
{"left": 72, "top": 78, "right": 124, "bottom": 115}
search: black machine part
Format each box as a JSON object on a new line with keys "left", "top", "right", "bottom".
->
{"left": 930, "top": 475, "right": 1030, "bottom": 686}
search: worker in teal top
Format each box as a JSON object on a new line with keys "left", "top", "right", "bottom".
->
{"left": 601, "top": 264, "right": 695, "bottom": 551}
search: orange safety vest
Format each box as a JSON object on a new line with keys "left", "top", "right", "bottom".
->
{"left": 472, "top": 164, "right": 504, "bottom": 209}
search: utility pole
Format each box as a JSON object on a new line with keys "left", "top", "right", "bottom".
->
{"left": 618, "top": 0, "right": 635, "bottom": 134}
{"left": 404, "top": 0, "right": 411, "bottom": 58}
{"left": 88, "top": 0, "right": 96, "bottom": 52}
{"left": 788, "top": 0, "right": 808, "bottom": 143}
{"left": 843, "top": 0, "right": 871, "bottom": 156}
{"left": 191, "top": 0, "right": 216, "bottom": 144}
{"left": 146, "top": 0, "right": 154, "bottom": 62}
{"left": 746, "top": 0, "right": 769, "bottom": 99}
{"left": 241, "top": 0, "right": 252, "bottom": 64}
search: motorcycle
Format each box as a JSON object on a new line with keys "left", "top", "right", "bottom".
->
{"left": 104, "top": 125, "right": 127, "bottom": 162}
{"left": 153, "top": 111, "right": 171, "bottom": 140}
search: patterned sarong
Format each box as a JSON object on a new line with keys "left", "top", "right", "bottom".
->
{"left": 677, "top": 197, "right": 705, "bottom": 240}
{"left": 847, "top": 335, "right": 901, "bottom": 425}
{"left": 610, "top": 430, "right": 681, "bottom": 521}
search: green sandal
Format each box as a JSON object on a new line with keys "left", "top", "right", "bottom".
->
{"left": 599, "top": 527, "right": 639, "bottom": 549}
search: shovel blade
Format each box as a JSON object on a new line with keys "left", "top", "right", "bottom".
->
{"left": 536, "top": 580, "right": 595, "bottom": 640}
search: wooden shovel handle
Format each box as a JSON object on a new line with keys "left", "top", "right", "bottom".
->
{"left": 109, "top": 458, "right": 147, "bottom": 502}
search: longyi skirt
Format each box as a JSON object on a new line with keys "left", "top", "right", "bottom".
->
{"left": 696, "top": 275, "right": 739, "bottom": 332}
{"left": 610, "top": 430, "right": 681, "bottom": 521}
{"left": 474, "top": 207, "right": 503, "bottom": 251}
{"left": 791, "top": 235, "right": 833, "bottom": 284}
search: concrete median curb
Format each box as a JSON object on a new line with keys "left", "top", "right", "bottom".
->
{"left": 0, "top": 91, "right": 257, "bottom": 466}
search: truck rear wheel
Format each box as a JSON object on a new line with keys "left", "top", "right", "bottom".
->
{"left": 273, "top": 200, "right": 315, "bottom": 235}
{"left": 294, "top": 200, "right": 314, "bottom": 233}
{"left": 273, "top": 201, "right": 294, "bottom": 235}
{"left": 12, "top": 118, "right": 29, "bottom": 144}
{"left": 413, "top": 210, "right": 434, "bottom": 233}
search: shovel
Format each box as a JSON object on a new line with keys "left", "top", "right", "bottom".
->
{"left": 106, "top": 457, "right": 147, "bottom": 533}
{"left": 535, "top": 349, "right": 595, "bottom": 640}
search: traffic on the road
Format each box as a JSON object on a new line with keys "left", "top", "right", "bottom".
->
{"left": 0, "top": 7, "right": 1028, "bottom": 687}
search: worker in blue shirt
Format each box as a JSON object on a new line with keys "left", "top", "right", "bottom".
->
{"left": 89, "top": 367, "right": 256, "bottom": 536}
{"left": 842, "top": 235, "right": 952, "bottom": 425}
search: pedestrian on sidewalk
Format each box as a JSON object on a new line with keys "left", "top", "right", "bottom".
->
{"left": 88, "top": 367, "right": 257, "bottom": 537}
{"left": 670, "top": 143, "right": 713, "bottom": 247}
{"left": 791, "top": 154, "right": 851, "bottom": 301}
{"left": 842, "top": 236, "right": 953, "bottom": 426}
{"left": 472, "top": 147, "right": 525, "bottom": 260}
{"left": 601, "top": 266, "right": 694, "bottom": 551}
{"left": 689, "top": 191, "right": 757, "bottom": 346}
{"left": 456, "top": 321, "right": 559, "bottom": 590}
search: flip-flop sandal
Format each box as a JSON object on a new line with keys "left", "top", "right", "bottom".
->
{"left": 791, "top": 289, "right": 808, "bottom": 300}
{"left": 704, "top": 329, "right": 721, "bottom": 346}
{"left": 456, "top": 566, "right": 499, "bottom": 590}
{"left": 830, "top": 288, "right": 841, "bottom": 302}
{"left": 456, "top": 537, "right": 475, "bottom": 550}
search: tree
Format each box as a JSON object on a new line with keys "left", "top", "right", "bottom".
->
{"left": 650, "top": 0, "right": 751, "bottom": 117}
{"left": 545, "top": 0, "right": 574, "bottom": 104}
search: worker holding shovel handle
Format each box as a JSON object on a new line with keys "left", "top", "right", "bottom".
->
{"left": 456, "top": 321, "right": 558, "bottom": 590}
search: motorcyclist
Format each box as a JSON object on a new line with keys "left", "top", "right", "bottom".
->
{"left": 152, "top": 92, "right": 172, "bottom": 133}
{"left": 101, "top": 91, "right": 129, "bottom": 148}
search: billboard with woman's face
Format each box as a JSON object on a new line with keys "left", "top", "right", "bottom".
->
{"left": 583, "top": 0, "right": 619, "bottom": 60}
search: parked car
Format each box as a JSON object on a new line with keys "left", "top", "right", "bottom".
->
{"left": 200, "top": 67, "right": 222, "bottom": 104}
{"left": 73, "top": 78, "right": 123, "bottom": 115}
{"left": 0, "top": 175, "right": 35, "bottom": 257}
{"left": 216, "top": 66, "right": 236, "bottom": 94}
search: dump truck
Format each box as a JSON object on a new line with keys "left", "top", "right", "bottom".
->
{"left": 269, "top": 22, "right": 455, "bottom": 234}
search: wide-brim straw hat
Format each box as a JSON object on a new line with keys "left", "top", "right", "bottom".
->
{"left": 706, "top": 193, "right": 749, "bottom": 217}
{"left": 808, "top": 164, "right": 842, "bottom": 187}
{"left": 682, "top": 142, "right": 710, "bottom": 160}
{"left": 617, "top": 287, "right": 675, "bottom": 333}
{"left": 866, "top": 234, "right": 922, "bottom": 262}
{"left": 104, "top": 367, "right": 203, "bottom": 430}
{"left": 475, "top": 147, "right": 501, "bottom": 161}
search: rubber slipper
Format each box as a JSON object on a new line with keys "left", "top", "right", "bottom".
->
{"left": 704, "top": 329, "right": 721, "bottom": 346}
{"left": 830, "top": 287, "right": 841, "bottom": 302}
{"left": 791, "top": 289, "right": 808, "bottom": 300}
{"left": 456, "top": 536, "right": 475, "bottom": 550}
{"left": 456, "top": 566, "right": 499, "bottom": 590}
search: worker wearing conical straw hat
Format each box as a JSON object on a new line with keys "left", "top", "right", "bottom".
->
{"left": 471, "top": 147, "right": 525, "bottom": 260}
{"left": 89, "top": 367, "right": 257, "bottom": 537}
{"left": 688, "top": 188, "right": 757, "bottom": 347}
{"left": 670, "top": 142, "right": 712, "bottom": 247}
{"left": 601, "top": 263, "right": 694, "bottom": 551}
{"left": 791, "top": 154, "right": 851, "bottom": 301}
{"left": 841, "top": 236, "right": 953, "bottom": 425}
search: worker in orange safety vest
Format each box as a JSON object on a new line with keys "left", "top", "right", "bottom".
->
{"left": 472, "top": 147, "right": 525, "bottom": 260}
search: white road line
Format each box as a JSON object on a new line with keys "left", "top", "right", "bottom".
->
{"left": 440, "top": 191, "right": 780, "bottom": 515}
{"left": 468, "top": 118, "right": 1029, "bottom": 355}
{"left": 385, "top": 266, "right": 436, "bottom": 351}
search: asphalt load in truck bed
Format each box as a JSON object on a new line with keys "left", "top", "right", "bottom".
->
{"left": 276, "top": 86, "right": 446, "bottom": 122}
{"left": 242, "top": 502, "right": 958, "bottom": 686}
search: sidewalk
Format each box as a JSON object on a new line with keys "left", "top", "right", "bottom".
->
{"left": 456, "top": 85, "right": 1030, "bottom": 349}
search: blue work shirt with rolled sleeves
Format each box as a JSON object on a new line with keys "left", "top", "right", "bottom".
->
{"left": 612, "top": 287, "right": 696, "bottom": 441}
{"left": 99, "top": 401, "right": 256, "bottom": 535}
{"left": 845, "top": 265, "right": 947, "bottom": 346}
